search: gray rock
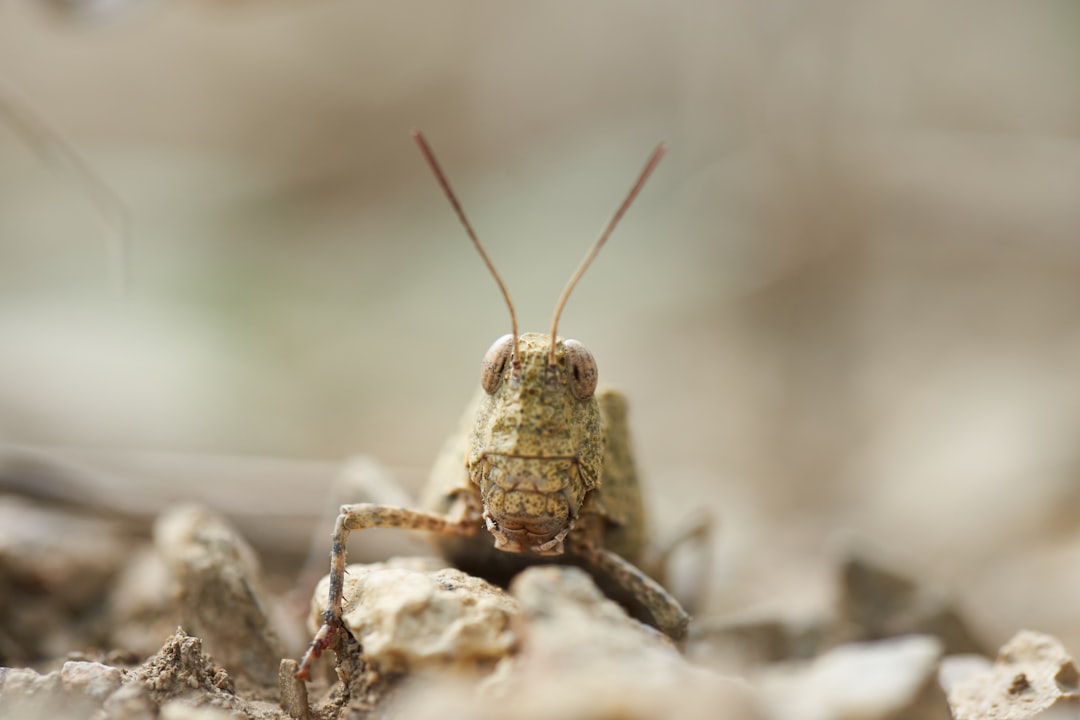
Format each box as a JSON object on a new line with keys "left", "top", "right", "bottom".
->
{"left": 154, "top": 505, "right": 286, "bottom": 687}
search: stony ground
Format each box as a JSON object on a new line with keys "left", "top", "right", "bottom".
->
{"left": 2, "top": 470, "right": 1080, "bottom": 720}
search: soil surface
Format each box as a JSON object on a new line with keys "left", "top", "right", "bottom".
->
{"left": 1, "top": 471, "right": 1076, "bottom": 720}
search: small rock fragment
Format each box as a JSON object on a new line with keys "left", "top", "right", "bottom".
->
{"left": 154, "top": 505, "right": 286, "bottom": 687}
{"left": 754, "top": 634, "right": 949, "bottom": 720}
{"left": 278, "top": 658, "right": 311, "bottom": 720}
{"left": 947, "top": 630, "right": 1080, "bottom": 720}
{"left": 310, "top": 557, "right": 518, "bottom": 675}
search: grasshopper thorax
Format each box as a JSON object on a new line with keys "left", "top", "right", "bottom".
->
{"left": 467, "top": 331, "right": 604, "bottom": 555}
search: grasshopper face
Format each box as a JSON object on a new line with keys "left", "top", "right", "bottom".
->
{"left": 467, "top": 332, "right": 604, "bottom": 556}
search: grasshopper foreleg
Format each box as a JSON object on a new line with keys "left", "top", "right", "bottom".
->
{"left": 295, "top": 502, "right": 479, "bottom": 680}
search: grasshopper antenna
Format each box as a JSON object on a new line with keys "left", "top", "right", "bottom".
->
{"left": 548, "top": 141, "right": 666, "bottom": 365}
{"left": 0, "top": 83, "right": 131, "bottom": 297}
{"left": 413, "top": 129, "right": 521, "bottom": 369}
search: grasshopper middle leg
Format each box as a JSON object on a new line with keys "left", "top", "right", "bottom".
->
{"left": 295, "top": 502, "right": 479, "bottom": 680}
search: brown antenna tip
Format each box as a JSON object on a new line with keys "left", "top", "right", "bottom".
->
{"left": 548, "top": 141, "right": 667, "bottom": 364}
{"left": 412, "top": 129, "right": 521, "bottom": 368}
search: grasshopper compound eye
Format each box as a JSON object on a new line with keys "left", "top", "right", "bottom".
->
{"left": 562, "top": 339, "right": 598, "bottom": 399}
{"left": 481, "top": 334, "right": 515, "bottom": 394}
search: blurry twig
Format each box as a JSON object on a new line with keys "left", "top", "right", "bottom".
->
{"left": 0, "top": 81, "right": 132, "bottom": 295}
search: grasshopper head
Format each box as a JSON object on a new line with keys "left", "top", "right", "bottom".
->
{"left": 467, "top": 331, "right": 603, "bottom": 555}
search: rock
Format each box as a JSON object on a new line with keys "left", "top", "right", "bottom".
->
{"left": 694, "top": 544, "right": 987, "bottom": 671}
{"left": 107, "top": 546, "right": 179, "bottom": 657}
{"left": 61, "top": 660, "right": 123, "bottom": 701}
{"left": 0, "top": 497, "right": 132, "bottom": 607}
{"left": 309, "top": 557, "right": 519, "bottom": 676}
{"left": 692, "top": 612, "right": 827, "bottom": 669}
{"left": 154, "top": 505, "right": 286, "bottom": 687}
{"left": 836, "top": 547, "right": 987, "bottom": 655}
{"left": 0, "top": 668, "right": 63, "bottom": 720}
{"left": 938, "top": 654, "right": 994, "bottom": 695}
{"left": 92, "top": 628, "right": 296, "bottom": 720}
{"left": 101, "top": 683, "right": 157, "bottom": 720}
{"left": 277, "top": 659, "right": 311, "bottom": 720}
{"left": 127, "top": 628, "right": 243, "bottom": 716}
{"left": 754, "top": 634, "right": 950, "bottom": 720}
{"left": 393, "top": 672, "right": 762, "bottom": 720}
{"left": 947, "top": 630, "right": 1080, "bottom": 720}
{"left": 0, "top": 496, "right": 135, "bottom": 665}
{"left": 507, "top": 564, "right": 685, "bottom": 676}
{"left": 390, "top": 566, "right": 762, "bottom": 720}
{"left": 0, "top": 664, "right": 113, "bottom": 720}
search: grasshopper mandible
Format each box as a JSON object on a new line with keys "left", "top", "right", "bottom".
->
{"left": 296, "top": 132, "right": 688, "bottom": 680}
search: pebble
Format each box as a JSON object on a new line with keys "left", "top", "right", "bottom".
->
{"left": 310, "top": 557, "right": 519, "bottom": 675}
{"left": 947, "top": 630, "right": 1080, "bottom": 720}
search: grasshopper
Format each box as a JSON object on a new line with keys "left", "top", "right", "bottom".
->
{"left": 296, "top": 132, "right": 688, "bottom": 680}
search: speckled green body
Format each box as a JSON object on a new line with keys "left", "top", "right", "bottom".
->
{"left": 421, "top": 332, "right": 645, "bottom": 583}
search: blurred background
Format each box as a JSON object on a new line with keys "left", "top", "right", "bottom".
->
{"left": 1, "top": 0, "right": 1079, "bottom": 653}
